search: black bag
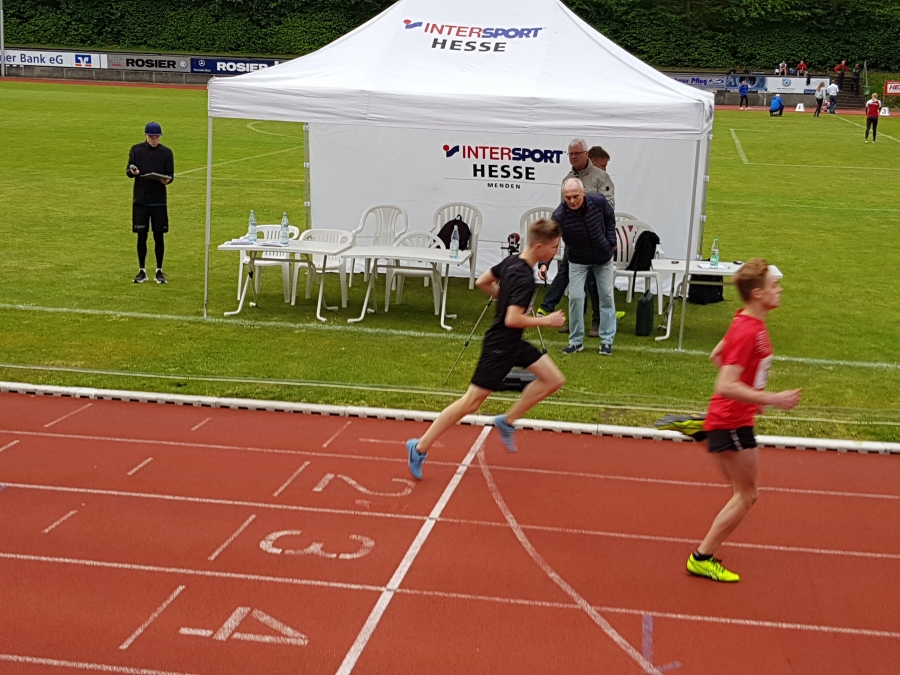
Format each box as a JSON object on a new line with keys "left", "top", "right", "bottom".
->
{"left": 688, "top": 273, "right": 725, "bottom": 304}
{"left": 625, "top": 231, "right": 660, "bottom": 272}
{"left": 635, "top": 292, "right": 655, "bottom": 336}
{"left": 436, "top": 216, "right": 471, "bottom": 251}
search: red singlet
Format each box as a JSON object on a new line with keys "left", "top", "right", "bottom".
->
{"left": 705, "top": 311, "right": 774, "bottom": 430}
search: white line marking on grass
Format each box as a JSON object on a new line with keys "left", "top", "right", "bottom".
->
{"left": 834, "top": 114, "right": 900, "bottom": 143}
{"left": 119, "top": 585, "right": 186, "bottom": 650}
{"left": 708, "top": 199, "right": 900, "bottom": 213}
{"left": 748, "top": 162, "right": 900, "bottom": 172}
{"left": 730, "top": 129, "right": 749, "bottom": 163}
{"left": 0, "top": 654, "right": 198, "bottom": 674}
{"left": 335, "top": 426, "right": 492, "bottom": 675}
{"left": 42, "top": 509, "right": 78, "bottom": 533}
{"left": 127, "top": 458, "right": 153, "bottom": 476}
{"left": 208, "top": 515, "right": 257, "bottom": 561}
{"left": 0, "top": 551, "right": 384, "bottom": 592}
{"left": 175, "top": 145, "right": 304, "bottom": 176}
{"left": 0, "top": 440, "right": 19, "bottom": 452}
{"left": 322, "top": 420, "right": 352, "bottom": 448}
{"left": 246, "top": 121, "right": 305, "bottom": 139}
{"left": 0, "top": 481, "right": 424, "bottom": 520}
{"left": 272, "top": 462, "right": 310, "bottom": 497}
{"left": 190, "top": 417, "right": 211, "bottom": 432}
{"left": 476, "top": 448, "right": 662, "bottom": 674}
{"left": 43, "top": 403, "right": 92, "bottom": 428}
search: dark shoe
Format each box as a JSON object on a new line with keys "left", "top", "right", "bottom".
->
{"left": 155, "top": 269, "right": 168, "bottom": 284}
{"left": 599, "top": 343, "right": 613, "bottom": 356}
{"left": 588, "top": 325, "right": 600, "bottom": 338}
{"left": 133, "top": 270, "right": 148, "bottom": 284}
{"left": 562, "top": 343, "right": 583, "bottom": 355}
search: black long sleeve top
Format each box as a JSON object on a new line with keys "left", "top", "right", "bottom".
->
{"left": 126, "top": 142, "right": 175, "bottom": 205}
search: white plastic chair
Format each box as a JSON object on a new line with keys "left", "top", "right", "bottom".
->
{"left": 614, "top": 221, "right": 664, "bottom": 314}
{"left": 236, "top": 224, "right": 300, "bottom": 302}
{"left": 348, "top": 205, "right": 409, "bottom": 287}
{"left": 291, "top": 228, "right": 353, "bottom": 308}
{"left": 432, "top": 202, "right": 483, "bottom": 289}
{"left": 615, "top": 212, "right": 638, "bottom": 222}
{"left": 383, "top": 232, "right": 444, "bottom": 313}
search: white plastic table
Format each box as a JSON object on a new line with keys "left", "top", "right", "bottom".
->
{"left": 218, "top": 239, "right": 352, "bottom": 321}
{"left": 652, "top": 259, "right": 783, "bottom": 342}
{"left": 343, "top": 246, "right": 473, "bottom": 331}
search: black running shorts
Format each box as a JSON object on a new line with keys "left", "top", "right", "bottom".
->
{"left": 707, "top": 426, "right": 757, "bottom": 453}
{"left": 132, "top": 204, "right": 169, "bottom": 234}
{"left": 470, "top": 340, "right": 543, "bottom": 392}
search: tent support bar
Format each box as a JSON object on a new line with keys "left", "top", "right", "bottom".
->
{"left": 203, "top": 115, "right": 213, "bottom": 318}
{"left": 695, "top": 131, "right": 713, "bottom": 251}
{"left": 677, "top": 139, "right": 704, "bottom": 351}
{"left": 303, "top": 123, "right": 311, "bottom": 230}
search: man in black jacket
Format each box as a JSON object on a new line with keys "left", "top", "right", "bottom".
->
{"left": 554, "top": 178, "right": 617, "bottom": 356}
{"left": 126, "top": 122, "right": 174, "bottom": 284}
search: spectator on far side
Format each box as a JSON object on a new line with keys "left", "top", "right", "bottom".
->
{"left": 797, "top": 60, "right": 808, "bottom": 77}
{"left": 769, "top": 95, "right": 784, "bottom": 117}
{"left": 826, "top": 80, "right": 840, "bottom": 114}
{"left": 852, "top": 64, "right": 862, "bottom": 94}
{"left": 813, "top": 81, "right": 827, "bottom": 117}
{"left": 739, "top": 80, "right": 750, "bottom": 109}
{"left": 835, "top": 60, "right": 849, "bottom": 91}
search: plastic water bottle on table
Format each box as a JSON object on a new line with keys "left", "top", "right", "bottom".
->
{"left": 247, "top": 210, "right": 258, "bottom": 243}
{"left": 710, "top": 236, "right": 720, "bottom": 269}
{"left": 449, "top": 224, "right": 460, "bottom": 259}
{"left": 280, "top": 212, "right": 290, "bottom": 245}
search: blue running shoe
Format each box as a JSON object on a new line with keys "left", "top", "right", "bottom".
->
{"left": 494, "top": 415, "right": 518, "bottom": 453}
{"left": 406, "top": 438, "right": 427, "bottom": 480}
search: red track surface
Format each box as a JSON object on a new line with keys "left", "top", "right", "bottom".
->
{"left": 1, "top": 392, "right": 898, "bottom": 674}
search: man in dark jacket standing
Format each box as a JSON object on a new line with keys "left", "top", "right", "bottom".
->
{"left": 554, "top": 178, "right": 617, "bottom": 355}
{"left": 127, "top": 122, "right": 174, "bottom": 283}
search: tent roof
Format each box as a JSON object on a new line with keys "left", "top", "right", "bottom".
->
{"left": 208, "top": 0, "right": 714, "bottom": 139}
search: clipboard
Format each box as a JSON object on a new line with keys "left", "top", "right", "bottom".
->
{"left": 141, "top": 172, "right": 172, "bottom": 182}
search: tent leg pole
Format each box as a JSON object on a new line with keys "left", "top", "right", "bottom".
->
{"left": 677, "top": 139, "right": 704, "bottom": 351}
{"left": 203, "top": 115, "right": 213, "bottom": 319}
{"left": 304, "top": 123, "right": 311, "bottom": 231}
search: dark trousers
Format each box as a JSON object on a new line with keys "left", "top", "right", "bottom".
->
{"left": 814, "top": 99, "right": 823, "bottom": 116}
{"left": 866, "top": 116, "right": 878, "bottom": 140}
{"left": 739, "top": 95, "right": 748, "bottom": 108}
{"left": 137, "top": 230, "right": 165, "bottom": 269}
{"left": 540, "top": 252, "right": 600, "bottom": 326}
{"left": 852, "top": 78, "right": 860, "bottom": 94}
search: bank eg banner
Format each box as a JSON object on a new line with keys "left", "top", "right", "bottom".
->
{"left": 885, "top": 81, "right": 900, "bottom": 96}
{"left": 1, "top": 50, "right": 105, "bottom": 68}
{"left": 191, "top": 57, "right": 280, "bottom": 74}
{"left": 108, "top": 54, "right": 191, "bottom": 72}
{"left": 726, "top": 75, "right": 829, "bottom": 95}
{"left": 671, "top": 75, "right": 726, "bottom": 90}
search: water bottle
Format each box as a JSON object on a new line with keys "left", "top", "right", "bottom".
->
{"left": 710, "top": 236, "right": 720, "bottom": 269}
{"left": 247, "top": 209, "right": 258, "bottom": 243}
{"left": 449, "top": 224, "right": 460, "bottom": 260}
{"left": 280, "top": 212, "right": 290, "bottom": 245}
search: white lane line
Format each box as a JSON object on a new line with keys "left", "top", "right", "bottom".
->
{"left": 0, "top": 440, "right": 19, "bottom": 452}
{"left": 175, "top": 145, "right": 304, "bottom": 176}
{"left": 335, "top": 426, "right": 492, "bottom": 675}
{"left": 834, "top": 114, "right": 900, "bottom": 143}
{"left": 359, "top": 438, "right": 444, "bottom": 448}
{"left": 208, "top": 515, "right": 257, "bottom": 561}
{"left": 0, "top": 653, "right": 198, "bottom": 674}
{"left": 476, "top": 448, "right": 661, "bottom": 674}
{"left": 272, "top": 462, "right": 311, "bottom": 497}
{"left": 42, "top": 509, "right": 78, "bottom": 533}
{"left": 43, "top": 403, "right": 92, "bottom": 428}
{"left": 0, "top": 481, "right": 423, "bottom": 521}
{"left": 730, "top": 129, "right": 749, "bottom": 163}
{"left": 127, "top": 457, "right": 153, "bottom": 476}
{"left": 119, "top": 585, "right": 186, "bottom": 650}
{"left": 2, "top": 549, "right": 898, "bottom": 641}
{"left": 322, "top": 420, "right": 352, "bottom": 448}
{"left": 190, "top": 417, "right": 211, "bottom": 432}
{"left": 0, "top": 551, "right": 383, "bottom": 592}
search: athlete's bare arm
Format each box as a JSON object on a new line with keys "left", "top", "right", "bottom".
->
{"left": 505, "top": 305, "right": 564, "bottom": 329}
{"left": 714, "top": 365, "right": 801, "bottom": 410}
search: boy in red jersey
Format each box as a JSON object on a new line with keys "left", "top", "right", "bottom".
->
{"left": 686, "top": 259, "right": 801, "bottom": 582}
{"left": 865, "top": 92, "right": 882, "bottom": 143}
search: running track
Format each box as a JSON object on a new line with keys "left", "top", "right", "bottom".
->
{"left": 1, "top": 392, "right": 898, "bottom": 674}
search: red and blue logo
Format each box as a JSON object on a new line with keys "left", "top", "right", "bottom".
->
{"left": 443, "top": 144, "right": 562, "bottom": 164}
{"left": 404, "top": 20, "right": 543, "bottom": 39}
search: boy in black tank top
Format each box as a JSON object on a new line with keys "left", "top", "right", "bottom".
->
{"left": 406, "top": 219, "right": 567, "bottom": 480}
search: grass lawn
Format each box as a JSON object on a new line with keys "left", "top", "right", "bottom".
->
{"left": 1, "top": 80, "right": 898, "bottom": 442}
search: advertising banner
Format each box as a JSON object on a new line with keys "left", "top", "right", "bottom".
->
{"left": 726, "top": 75, "right": 828, "bottom": 95}
{"left": 669, "top": 75, "right": 726, "bottom": 91}
{"left": 107, "top": 53, "right": 191, "bottom": 72}
{"left": 191, "top": 57, "right": 280, "bottom": 74}
{"left": 885, "top": 81, "right": 900, "bottom": 96}
{"left": 1, "top": 50, "right": 106, "bottom": 68}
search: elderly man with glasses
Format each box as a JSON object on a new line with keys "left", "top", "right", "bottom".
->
{"left": 537, "top": 139, "right": 615, "bottom": 341}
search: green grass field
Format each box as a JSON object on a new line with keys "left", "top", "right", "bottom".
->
{"left": 1, "top": 80, "right": 898, "bottom": 441}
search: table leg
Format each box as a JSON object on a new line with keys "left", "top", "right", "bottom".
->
{"left": 348, "top": 259, "right": 378, "bottom": 324}
{"left": 225, "top": 258, "right": 254, "bottom": 317}
{"left": 319, "top": 256, "right": 339, "bottom": 313}
{"left": 439, "top": 263, "right": 455, "bottom": 331}
{"left": 655, "top": 272, "right": 678, "bottom": 342}
{"left": 248, "top": 255, "right": 261, "bottom": 308}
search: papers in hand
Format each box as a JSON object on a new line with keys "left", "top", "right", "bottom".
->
{"left": 141, "top": 172, "right": 172, "bottom": 182}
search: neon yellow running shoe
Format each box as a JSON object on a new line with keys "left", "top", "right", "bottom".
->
{"left": 686, "top": 554, "right": 740, "bottom": 582}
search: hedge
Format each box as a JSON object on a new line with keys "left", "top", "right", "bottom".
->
{"left": 5, "top": 0, "right": 900, "bottom": 70}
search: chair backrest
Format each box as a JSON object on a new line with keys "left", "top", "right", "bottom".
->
{"left": 256, "top": 224, "right": 300, "bottom": 259}
{"left": 433, "top": 202, "right": 483, "bottom": 237}
{"left": 518, "top": 207, "right": 555, "bottom": 240}
{"left": 354, "top": 205, "right": 408, "bottom": 246}
{"left": 615, "top": 212, "right": 638, "bottom": 222}
{"left": 394, "top": 231, "right": 444, "bottom": 249}
{"left": 615, "top": 221, "right": 656, "bottom": 264}
{"left": 299, "top": 228, "right": 354, "bottom": 246}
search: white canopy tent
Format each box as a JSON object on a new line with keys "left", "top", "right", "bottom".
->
{"left": 205, "top": 0, "right": 715, "bottom": 347}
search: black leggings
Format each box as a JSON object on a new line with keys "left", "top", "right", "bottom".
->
{"left": 739, "top": 95, "right": 748, "bottom": 108}
{"left": 137, "top": 230, "right": 165, "bottom": 269}
{"left": 866, "top": 116, "right": 878, "bottom": 140}
{"left": 814, "top": 99, "right": 823, "bottom": 116}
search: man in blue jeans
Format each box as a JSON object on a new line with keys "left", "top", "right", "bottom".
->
{"left": 554, "top": 178, "right": 617, "bottom": 355}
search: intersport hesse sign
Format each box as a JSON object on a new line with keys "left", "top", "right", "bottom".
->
{"left": 443, "top": 143, "right": 564, "bottom": 190}
{"left": 403, "top": 19, "right": 544, "bottom": 53}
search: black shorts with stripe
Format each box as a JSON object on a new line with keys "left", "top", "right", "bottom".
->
{"left": 707, "top": 426, "right": 757, "bottom": 453}
{"left": 470, "top": 340, "right": 543, "bottom": 392}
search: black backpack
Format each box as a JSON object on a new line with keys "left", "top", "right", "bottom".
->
{"left": 626, "top": 230, "right": 660, "bottom": 272}
{"left": 436, "top": 216, "right": 471, "bottom": 251}
{"left": 688, "top": 273, "right": 725, "bottom": 304}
